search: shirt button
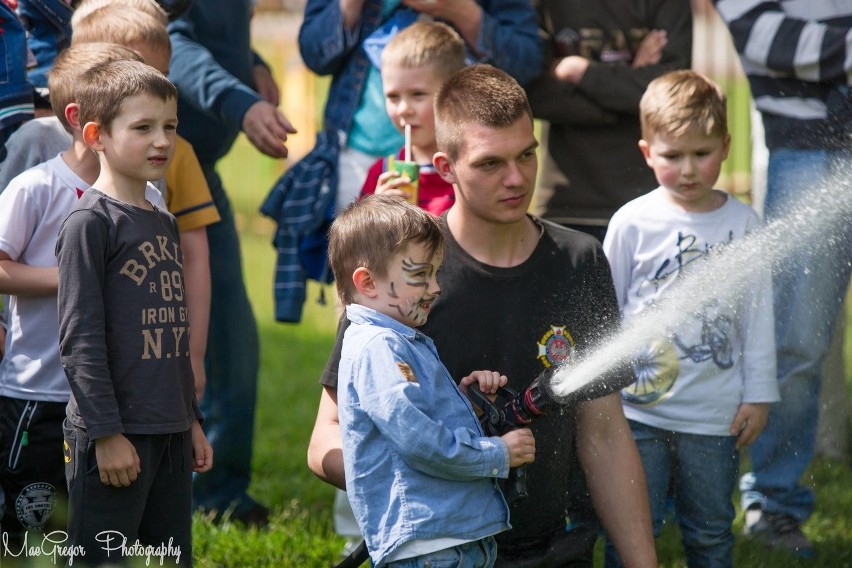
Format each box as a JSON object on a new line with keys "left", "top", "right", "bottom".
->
{"left": 492, "top": 468, "right": 499, "bottom": 476}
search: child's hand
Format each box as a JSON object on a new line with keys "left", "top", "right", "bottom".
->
{"left": 729, "top": 403, "right": 769, "bottom": 448}
{"left": 94, "top": 433, "right": 141, "bottom": 487}
{"left": 458, "top": 370, "right": 507, "bottom": 398}
{"left": 375, "top": 170, "right": 414, "bottom": 201}
{"left": 501, "top": 428, "right": 536, "bottom": 468}
{"left": 191, "top": 420, "right": 214, "bottom": 473}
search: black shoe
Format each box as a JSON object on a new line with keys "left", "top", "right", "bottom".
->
{"left": 744, "top": 506, "right": 814, "bottom": 558}
{"left": 229, "top": 502, "right": 270, "bottom": 528}
{"left": 202, "top": 500, "right": 270, "bottom": 528}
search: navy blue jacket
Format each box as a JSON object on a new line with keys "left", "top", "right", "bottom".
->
{"left": 168, "top": 0, "right": 266, "bottom": 166}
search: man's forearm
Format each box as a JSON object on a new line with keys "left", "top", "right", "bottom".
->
{"left": 307, "top": 386, "right": 347, "bottom": 489}
{"left": 577, "top": 395, "right": 657, "bottom": 567}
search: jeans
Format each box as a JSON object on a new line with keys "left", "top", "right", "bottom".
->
{"left": 192, "top": 167, "right": 261, "bottom": 513}
{"left": 740, "top": 149, "right": 852, "bottom": 522}
{"left": 606, "top": 421, "right": 738, "bottom": 568}
{"left": 386, "top": 537, "right": 497, "bottom": 568}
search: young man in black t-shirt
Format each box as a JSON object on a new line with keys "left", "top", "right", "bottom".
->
{"left": 308, "top": 65, "right": 656, "bottom": 567}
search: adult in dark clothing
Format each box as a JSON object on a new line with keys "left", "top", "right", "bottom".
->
{"left": 526, "top": 0, "right": 692, "bottom": 242}
{"left": 167, "top": 0, "right": 296, "bottom": 525}
{"left": 308, "top": 65, "right": 656, "bottom": 567}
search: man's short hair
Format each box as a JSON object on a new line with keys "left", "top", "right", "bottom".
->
{"left": 434, "top": 64, "right": 532, "bottom": 160}
{"left": 329, "top": 195, "right": 444, "bottom": 306}
{"left": 48, "top": 42, "right": 143, "bottom": 132}
{"left": 640, "top": 70, "right": 728, "bottom": 141}
{"left": 381, "top": 21, "right": 466, "bottom": 80}
{"left": 72, "top": 0, "right": 168, "bottom": 28}
{"left": 76, "top": 58, "right": 177, "bottom": 132}
{"left": 71, "top": 5, "right": 171, "bottom": 55}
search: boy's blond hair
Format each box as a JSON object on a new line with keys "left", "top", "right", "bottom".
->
{"left": 48, "top": 42, "right": 143, "bottom": 132}
{"left": 640, "top": 70, "right": 728, "bottom": 141}
{"left": 434, "top": 64, "right": 532, "bottom": 160}
{"left": 71, "top": 0, "right": 168, "bottom": 28}
{"left": 329, "top": 195, "right": 444, "bottom": 306}
{"left": 76, "top": 59, "right": 177, "bottom": 132}
{"left": 381, "top": 21, "right": 466, "bottom": 80}
{"left": 71, "top": 5, "right": 171, "bottom": 54}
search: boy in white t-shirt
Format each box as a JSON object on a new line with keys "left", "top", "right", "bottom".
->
{"left": 602, "top": 70, "right": 780, "bottom": 567}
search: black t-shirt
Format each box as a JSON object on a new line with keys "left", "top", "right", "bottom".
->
{"left": 322, "top": 217, "right": 631, "bottom": 550}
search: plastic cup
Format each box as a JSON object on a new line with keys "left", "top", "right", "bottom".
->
{"left": 387, "top": 156, "right": 419, "bottom": 205}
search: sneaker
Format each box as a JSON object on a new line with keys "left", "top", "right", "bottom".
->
{"left": 744, "top": 506, "right": 814, "bottom": 558}
{"left": 229, "top": 501, "right": 270, "bottom": 528}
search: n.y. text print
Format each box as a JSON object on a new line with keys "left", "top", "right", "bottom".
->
{"left": 119, "top": 234, "right": 190, "bottom": 362}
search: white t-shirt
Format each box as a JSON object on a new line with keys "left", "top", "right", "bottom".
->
{"left": 0, "top": 155, "right": 166, "bottom": 402}
{"left": 603, "top": 187, "right": 779, "bottom": 435}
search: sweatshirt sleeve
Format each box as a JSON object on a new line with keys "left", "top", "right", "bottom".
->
{"left": 168, "top": 18, "right": 262, "bottom": 131}
{"left": 714, "top": 0, "right": 852, "bottom": 83}
{"left": 576, "top": 0, "right": 693, "bottom": 115}
{"left": 57, "top": 209, "right": 123, "bottom": 439}
{"left": 298, "top": 0, "right": 363, "bottom": 76}
{"left": 602, "top": 209, "right": 635, "bottom": 311}
{"left": 528, "top": 0, "right": 692, "bottom": 122}
{"left": 738, "top": 214, "right": 780, "bottom": 403}
{"left": 472, "top": 0, "right": 543, "bottom": 86}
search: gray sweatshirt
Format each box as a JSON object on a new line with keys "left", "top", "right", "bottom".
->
{"left": 57, "top": 189, "right": 200, "bottom": 439}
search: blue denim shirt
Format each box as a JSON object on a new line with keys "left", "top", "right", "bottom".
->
{"left": 0, "top": 2, "right": 34, "bottom": 141}
{"left": 339, "top": 305, "right": 511, "bottom": 566}
{"left": 299, "top": 0, "right": 543, "bottom": 140}
{"left": 17, "top": 0, "right": 73, "bottom": 89}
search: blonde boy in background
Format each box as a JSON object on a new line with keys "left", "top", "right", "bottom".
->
{"left": 602, "top": 70, "right": 779, "bottom": 567}
{"left": 359, "top": 21, "right": 465, "bottom": 216}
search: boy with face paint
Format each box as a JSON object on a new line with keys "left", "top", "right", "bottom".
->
{"left": 327, "top": 194, "right": 536, "bottom": 568}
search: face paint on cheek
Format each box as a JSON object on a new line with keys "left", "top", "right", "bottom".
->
{"left": 386, "top": 280, "right": 414, "bottom": 320}
{"left": 401, "top": 258, "right": 433, "bottom": 288}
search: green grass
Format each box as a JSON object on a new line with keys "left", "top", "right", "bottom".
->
{"left": 182, "top": 134, "right": 852, "bottom": 567}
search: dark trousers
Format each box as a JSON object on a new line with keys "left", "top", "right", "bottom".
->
{"left": 63, "top": 424, "right": 193, "bottom": 566}
{"left": 192, "top": 166, "right": 260, "bottom": 514}
{"left": 0, "top": 396, "right": 67, "bottom": 543}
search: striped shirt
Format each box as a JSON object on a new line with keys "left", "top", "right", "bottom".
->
{"left": 714, "top": 0, "right": 852, "bottom": 149}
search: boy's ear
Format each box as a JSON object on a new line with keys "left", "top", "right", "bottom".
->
{"left": 352, "top": 267, "right": 378, "bottom": 298}
{"left": 721, "top": 133, "right": 732, "bottom": 160}
{"left": 638, "top": 139, "right": 652, "bottom": 165}
{"left": 64, "top": 103, "right": 81, "bottom": 131}
{"left": 82, "top": 121, "right": 105, "bottom": 152}
{"left": 433, "top": 152, "right": 457, "bottom": 186}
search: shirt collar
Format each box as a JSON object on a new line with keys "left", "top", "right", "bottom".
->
{"left": 346, "top": 304, "right": 422, "bottom": 341}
